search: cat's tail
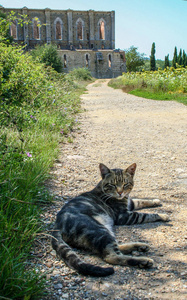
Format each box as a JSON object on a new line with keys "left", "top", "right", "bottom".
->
{"left": 51, "top": 229, "right": 114, "bottom": 277}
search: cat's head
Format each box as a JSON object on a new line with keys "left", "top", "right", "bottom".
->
{"left": 99, "top": 163, "right": 136, "bottom": 200}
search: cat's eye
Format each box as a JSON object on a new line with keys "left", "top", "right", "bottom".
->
{"left": 105, "top": 183, "right": 116, "bottom": 189}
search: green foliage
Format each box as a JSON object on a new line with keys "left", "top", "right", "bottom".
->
{"left": 178, "top": 49, "right": 182, "bottom": 66}
{"left": 182, "top": 50, "right": 187, "bottom": 67}
{"left": 150, "top": 42, "right": 156, "bottom": 71}
{"left": 143, "top": 59, "right": 165, "bottom": 71}
{"left": 0, "top": 41, "right": 91, "bottom": 298}
{"left": 0, "top": 11, "right": 13, "bottom": 44}
{"left": 0, "top": 10, "right": 29, "bottom": 44}
{"left": 164, "top": 54, "right": 170, "bottom": 68}
{"left": 31, "top": 44, "right": 63, "bottom": 72}
{"left": 172, "top": 46, "right": 178, "bottom": 68}
{"left": 125, "top": 45, "right": 145, "bottom": 72}
{"left": 109, "top": 66, "right": 187, "bottom": 105}
{"left": 66, "top": 67, "right": 93, "bottom": 81}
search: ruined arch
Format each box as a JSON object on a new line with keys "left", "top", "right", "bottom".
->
{"left": 10, "top": 20, "right": 18, "bottom": 40}
{"left": 32, "top": 17, "right": 41, "bottom": 40}
{"left": 85, "top": 53, "right": 90, "bottom": 68}
{"left": 76, "top": 18, "right": 84, "bottom": 40}
{"left": 54, "top": 17, "right": 63, "bottom": 40}
{"left": 108, "top": 53, "right": 112, "bottom": 68}
{"left": 98, "top": 18, "right": 106, "bottom": 40}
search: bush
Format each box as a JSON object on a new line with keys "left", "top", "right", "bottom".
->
{"left": 109, "top": 66, "right": 187, "bottom": 104}
{"left": 66, "top": 67, "right": 93, "bottom": 81}
{"left": 31, "top": 44, "right": 63, "bottom": 72}
{"left": 0, "top": 43, "right": 90, "bottom": 298}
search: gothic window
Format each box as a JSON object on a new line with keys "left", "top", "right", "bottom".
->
{"left": 10, "top": 20, "right": 17, "bottom": 39}
{"left": 64, "top": 54, "right": 67, "bottom": 68}
{"left": 108, "top": 54, "right": 112, "bottom": 68}
{"left": 76, "top": 18, "right": 84, "bottom": 40}
{"left": 99, "top": 19, "right": 105, "bottom": 40}
{"left": 54, "top": 18, "right": 63, "bottom": 40}
{"left": 33, "top": 17, "right": 40, "bottom": 40}
{"left": 85, "top": 54, "right": 89, "bottom": 67}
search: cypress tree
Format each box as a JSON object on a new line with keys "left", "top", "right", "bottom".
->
{"left": 182, "top": 50, "right": 186, "bottom": 67}
{"left": 172, "top": 46, "right": 178, "bottom": 68}
{"left": 150, "top": 42, "right": 156, "bottom": 71}
{"left": 164, "top": 54, "right": 170, "bottom": 68}
{"left": 178, "top": 49, "right": 182, "bottom": 66}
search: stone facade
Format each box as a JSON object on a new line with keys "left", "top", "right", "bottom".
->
{"left": 60, "top": 49, "right": 126, "bottom": 78}
{"left": 1, "top": 6, "right": 126, "bottom": 78}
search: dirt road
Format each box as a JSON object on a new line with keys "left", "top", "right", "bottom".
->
{"left": 43, "top": 79, "right": 187, "bottom": 300}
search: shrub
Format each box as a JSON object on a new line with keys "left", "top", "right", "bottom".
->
{"left": 109, "top": 66, "right": 187, "bottom": 104}
{"left": 0, "top": 43, "right": 89, "bottom": 298}
{"left": 66, "top": 67, "right": 93, "bottom": 81}
{"left": 31, "top": 44, "right": 63, "bottom": 72}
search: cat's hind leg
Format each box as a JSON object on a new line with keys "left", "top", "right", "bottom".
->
{"left": 104, "top": 247, "right": 153, "bottom": 268}
{"left": 103, "top": 243, "right": 153, "bottom": 268}
{"left": 128, "top": 198, "right": 161, "bottom": 211}
{"left": 118, "top": 242, "right": 150, "bottom": 254}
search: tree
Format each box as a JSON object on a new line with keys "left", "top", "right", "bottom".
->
{"left": 182, "top": 50, "right": 187, "bottom": 67}
{"left": 150, "top": 42, "right": 156, "bottom": 71}
{"left": 0, "top": 11, "right": 13, "bottom": 44}
{"left": 31, "top": 44, "right": 63, "bottom": 72}
{"left": 178, "top": 48, "right": 182, "bottom": 65}
{"left": 172, "top": 46, "right": 178, "bottom": 68}
{"left": 0, "top": 11, "right": 29, "bottom": 45}
{"left": 125, "top": 45, "right": 145, "bottom": 72}
{"left": 164, "top": 54, "right": 170, "bottom": 68}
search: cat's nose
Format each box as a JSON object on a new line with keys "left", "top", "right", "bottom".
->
{"left": 118, "top": 191, "right": 123, "bottom": 196}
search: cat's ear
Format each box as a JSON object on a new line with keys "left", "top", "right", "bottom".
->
{"left": 99, "top": 163, "right": 111, "bottom": 179}
{"left": 125, "top": 163, "right": 136, "bottom": 176}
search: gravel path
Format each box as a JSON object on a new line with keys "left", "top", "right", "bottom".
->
{"left": 39, "top": 79, "right": 187, "bottom": 300}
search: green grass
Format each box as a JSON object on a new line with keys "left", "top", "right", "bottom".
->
{"left": 0, "top": 44, "right": 93, "bottom": 299}
{"left": 129, "top": 89, "right": 187, "bottom": 105}
{"left": 109, "top": 67, "right": 187, "bottom": 106}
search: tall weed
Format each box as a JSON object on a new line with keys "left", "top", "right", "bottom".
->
{"left": 0, "top": 43, "right": 92, "bottom": 298}
{"left": 109, "top": 66, "right": 187, "bottom": 105}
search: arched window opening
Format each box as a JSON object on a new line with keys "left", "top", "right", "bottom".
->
{"left": 56, "top": 21, "right": 62, "bottom": 39}
{"left": 54, "top": 18, "right": 63, "bottom": 40}
{"left": 86, "top": 54, "right": 89, "bottom": 68}
{"left": 108, "top": 54, "right": 112, "bottom": 68}
{"left": 64, "top": 54, "right": 67, "bottom": 68}
{"left": 10, "top": 20, "right": 17, "bottom": 39}
{"left": 33, "top": 18, "right": 40, "bottom": 40}
{"left": 99, "top": 20, "right": 105, "bottom": 40}
{"left": 77, "top": 18, "right": 83, "bottom": 40}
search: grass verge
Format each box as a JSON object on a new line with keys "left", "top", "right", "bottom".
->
{"left": 0, "top": 44, "right": 93, "bottom": 299}
{"left": 109, "top": 67, "right": 187, "bottom": 106}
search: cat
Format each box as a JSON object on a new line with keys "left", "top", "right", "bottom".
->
{"left": 51, "top": 163, "right": 169, "bottom": 277}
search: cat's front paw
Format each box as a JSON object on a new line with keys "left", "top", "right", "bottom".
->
{"left": 152, "top": 199, "right": 162, "bottom": 207}
{"left": 138, "top": 257, "right": 154, "bottom": 269}
{"left": 159, "top": 213, "right": 170, "bottom": 222}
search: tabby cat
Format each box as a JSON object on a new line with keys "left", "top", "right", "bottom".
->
{"left": 52, "top": 163, "right": 169, "bottom": 277}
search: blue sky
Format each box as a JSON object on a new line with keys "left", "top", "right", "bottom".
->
{"left": 1, "top": 0, "right": 187, "bottom": 60}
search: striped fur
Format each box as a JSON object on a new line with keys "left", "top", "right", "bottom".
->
{"left": 52, "top": 163, "right": 169, "bottom": 277}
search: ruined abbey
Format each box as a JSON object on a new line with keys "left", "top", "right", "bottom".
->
{"left": 1, "top": 6, "right": 126, "bottom": 78}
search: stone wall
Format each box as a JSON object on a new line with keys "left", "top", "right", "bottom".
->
{"left": 1, "top": 6, "right": 115, "bottom": 50}
{"left": 59, "top": 49, "right": 126, "bottom": 78}
{"left": 1, "top": 6, "right": 126, "bottom": 78}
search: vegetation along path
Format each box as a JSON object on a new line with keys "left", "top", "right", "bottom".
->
{"left": 42, "top": 79, "right": 187, "bottom": 299}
